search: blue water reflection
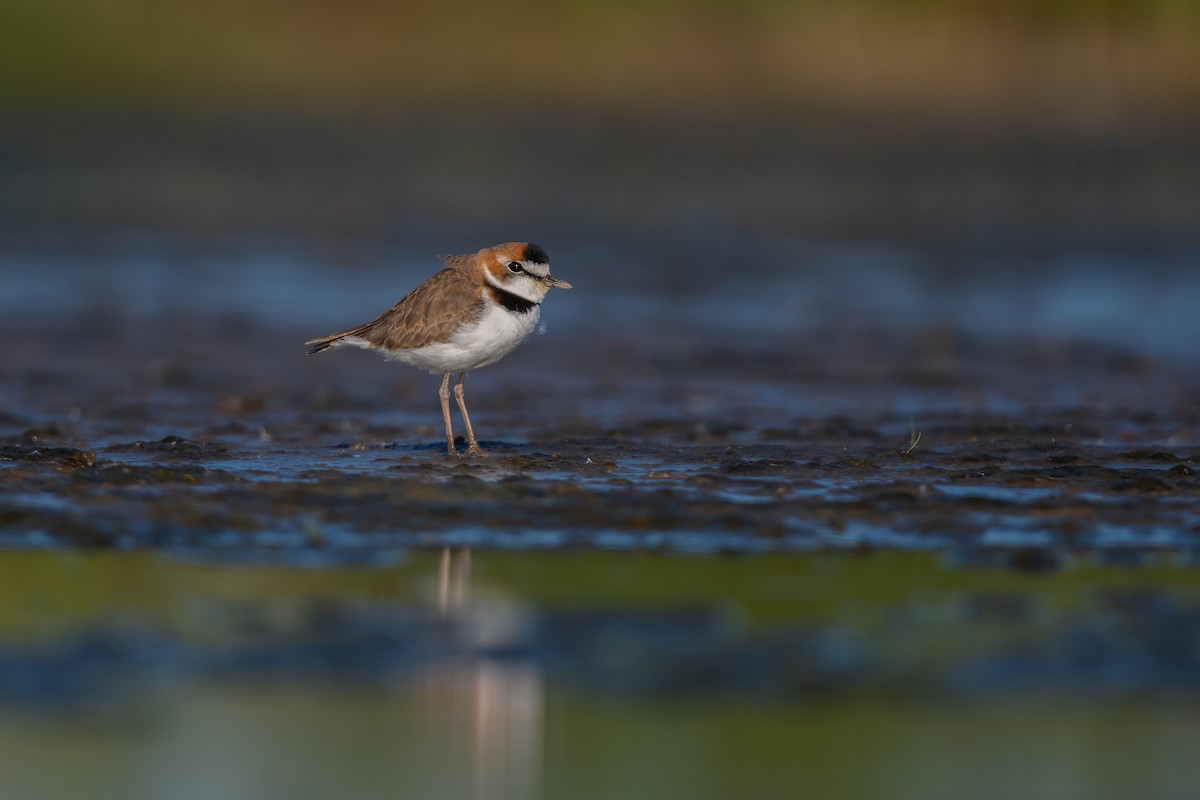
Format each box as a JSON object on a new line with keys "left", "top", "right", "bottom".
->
{"left": 3, "top": 234, "right": 1197, "bottom": 358}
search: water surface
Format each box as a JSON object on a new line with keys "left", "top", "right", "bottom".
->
{"left": 1, "top": 550, "right": 1199, "bottom": 800}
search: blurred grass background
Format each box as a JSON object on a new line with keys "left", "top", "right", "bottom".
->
{"left": 4, "top": 0, "right": 1198, "bottom": 122}
{"left": 2, "top": 0, "right": 1198, "bottom": 245}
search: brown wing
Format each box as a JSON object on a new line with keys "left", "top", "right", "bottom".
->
{"left": 305, "top": 265, "right": 483, "bottom": 354}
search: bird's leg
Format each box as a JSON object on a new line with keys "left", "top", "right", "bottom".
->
{"left": 438, "top": 371, "right": 457, "bottom": 456}
{"left": 453, "top": 371, "right": 486, "bottom": 457}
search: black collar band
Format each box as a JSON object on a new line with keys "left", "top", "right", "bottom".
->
{"left": 492, "top": 286, "right": 539, "bottom": 314}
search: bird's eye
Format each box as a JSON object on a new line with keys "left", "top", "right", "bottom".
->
{"left": 507, "top": 261, "right": 524, "bottom": 273}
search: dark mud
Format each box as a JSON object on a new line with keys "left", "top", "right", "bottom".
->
{"left": 2, "top": 331, "right": 1197, "bottom": 562}
{"left": 3, "top": 425, "right": 1199, "bottom": 560}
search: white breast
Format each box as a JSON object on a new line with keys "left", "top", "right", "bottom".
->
{"left": 371, "top": 303, "right": 541, "bottom": 374}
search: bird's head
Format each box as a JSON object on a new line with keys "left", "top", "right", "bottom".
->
{"left": 481, "top": 242, "right": 571, "bottom": 303}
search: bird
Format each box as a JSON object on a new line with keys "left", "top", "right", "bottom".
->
{"left": 305, "top": 242, "right": 571, "bottom": 457}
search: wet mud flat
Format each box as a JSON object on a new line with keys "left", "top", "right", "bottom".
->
{"left": 2, "top": 321, "right": 1197, "bottom": 560}
{"left": 4, "top": 411, "right": 1199, "bottom": 562}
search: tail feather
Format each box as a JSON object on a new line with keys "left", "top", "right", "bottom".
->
{"left": 305, "top": 324, "right": 368, "bottom": 355}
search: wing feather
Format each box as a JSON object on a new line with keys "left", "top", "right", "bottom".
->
{"left": 305, "top": 264, "right": 483, "bottom": 354}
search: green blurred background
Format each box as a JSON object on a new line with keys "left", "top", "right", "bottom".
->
{"left": 5, "top": 0, "right": 1199, "bottom": 119}
{"left": 3, "top": 0, "right": 1198, "bottom": 246}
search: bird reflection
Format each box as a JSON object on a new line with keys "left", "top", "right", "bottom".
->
{"left": 417, "top": 548, "right": 544, "bottom": 800}
{"left": 438, "top": 546, "right": 471, "bottom": 616}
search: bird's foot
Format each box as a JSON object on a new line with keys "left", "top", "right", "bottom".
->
{"left": 465, "top": 443, "right": 488, "bottom": 458}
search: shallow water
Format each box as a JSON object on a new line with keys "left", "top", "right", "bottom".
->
{"left": 1, "top": 551, "right": 1199, "bottom": 800}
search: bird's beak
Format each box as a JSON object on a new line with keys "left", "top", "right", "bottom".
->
{"left": 544, "top": 276, "right": 572, "bottom": 289}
